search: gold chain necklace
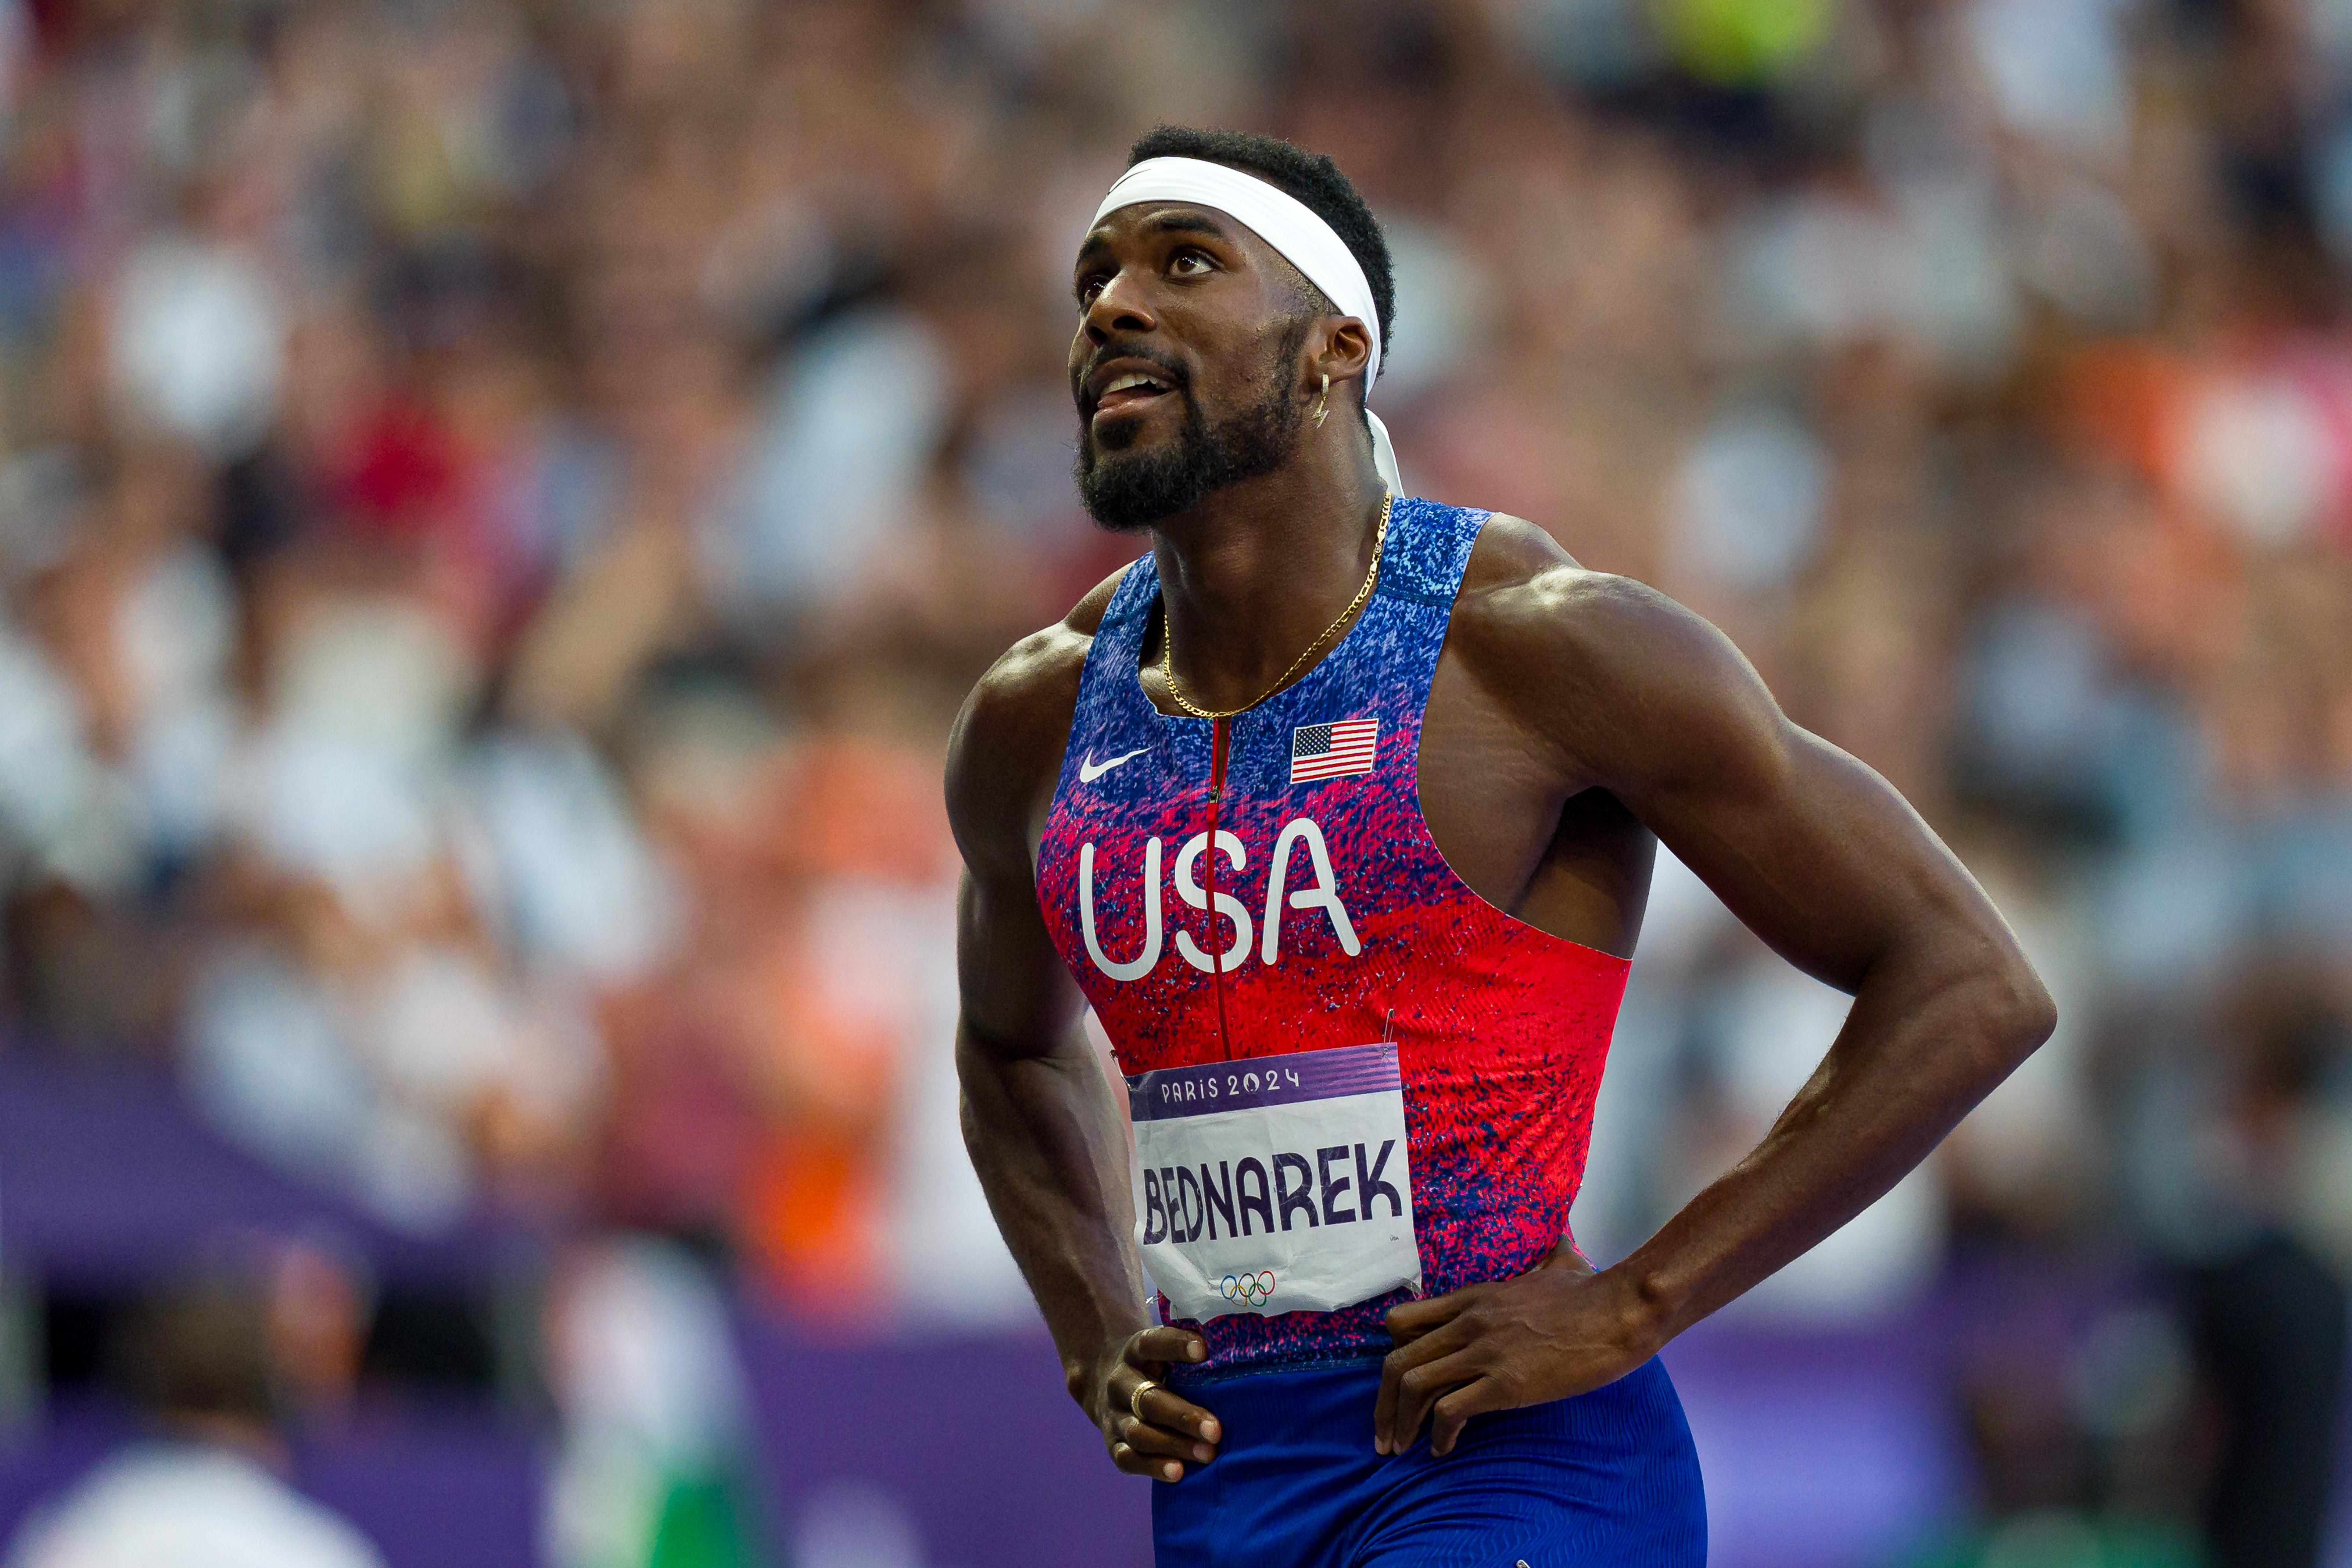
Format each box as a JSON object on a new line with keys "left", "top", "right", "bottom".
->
{"left": 1160, "top": 493, "right": 1394, "bottom": 721}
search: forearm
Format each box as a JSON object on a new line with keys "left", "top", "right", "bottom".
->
{"left": 956, "top": 1025, "right": 1151, "bottom": 1395}
{"left": 1611, "top": 946, "right": 2054, "bottom": 1346}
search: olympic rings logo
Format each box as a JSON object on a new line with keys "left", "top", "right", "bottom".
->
{"left": 1221, "top": 1270, "right": 1277, "bottom": 1307}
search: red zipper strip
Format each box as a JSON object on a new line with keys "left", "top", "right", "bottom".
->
{"left": 1206, "top": 716, "right": 1234, "bottom": 1062}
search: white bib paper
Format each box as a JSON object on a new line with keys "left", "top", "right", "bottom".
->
{"left": 1127, "top": 1042, "right": 1420, "bottom": 1322}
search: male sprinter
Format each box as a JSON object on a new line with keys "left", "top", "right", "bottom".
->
{"left": 947, "top": 127, "right": 2054, "bottom": 1565}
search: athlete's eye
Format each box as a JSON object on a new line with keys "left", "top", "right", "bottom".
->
{"left": 1169, "top": 248, "right": 1213, "bottom": 278}
{"left": 1076, "top": 273, "right": 1108, "bottom": 307}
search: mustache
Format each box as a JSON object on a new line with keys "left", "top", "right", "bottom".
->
{"left": 1073, "top": 341, "right": 1189, "bottom": 409}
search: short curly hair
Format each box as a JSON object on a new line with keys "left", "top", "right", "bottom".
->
{"left": 1126, "top": 126, "right": 1394, "bottom": 377}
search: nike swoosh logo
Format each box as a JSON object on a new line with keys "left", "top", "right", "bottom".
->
{"left": 1078, "top": 747, "right": 1148, "bottom": 784}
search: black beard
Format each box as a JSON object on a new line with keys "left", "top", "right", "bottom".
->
{"left": 1073, "top": 325, "right": 1310, "bottom": 532}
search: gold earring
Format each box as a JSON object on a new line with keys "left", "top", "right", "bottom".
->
{"left": 1312, "top": 373, "right": 1329, "bottom": 428}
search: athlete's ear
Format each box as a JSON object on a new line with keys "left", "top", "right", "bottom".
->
{"left": 1307, "top": 316, "right": 1374, "bottom": 397}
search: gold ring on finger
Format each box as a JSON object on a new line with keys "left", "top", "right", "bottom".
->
{"left": 1128, "top": 1378, "right": 1158, "bottom": 1421}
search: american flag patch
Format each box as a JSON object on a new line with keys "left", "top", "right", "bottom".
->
{"left": 1291, "top": 718, "right": 1379, "bottom": 783}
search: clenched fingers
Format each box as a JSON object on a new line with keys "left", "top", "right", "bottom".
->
{"left": 1116, "top": 1409, "right": 1218, "bottom": 1486}
{"left": 1427, "top": 1375, "right": 1509, "bottom": 1457}
{"left": 1132, "top": 1384, "right": 1220, "bottom": 1446}
{"left": 1104, "top": 1328, "right": 1220, "bottom": 1482}
{"left": 1109, "top": 1370, "right": 1220, "bottom": 1447}
{"left": 1109, "top": 1438, "right": 1190, "bottom": 1482}
{"left": 1107, "top": 1397, "right": 1218, "bottom": 1483}
{"left": 1381, "top": 1346, "right": 1480, "bottom": 1456}
{"left": 1373, "top": 1313, "right": 1475, "bottom": 1454}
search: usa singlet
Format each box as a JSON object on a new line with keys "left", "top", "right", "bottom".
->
{"left": 1035, "top": 500, "right": 1706, "bottom": 1565}
{"left": 1038, "top": 498, "right": 1633, "bottom": 1371}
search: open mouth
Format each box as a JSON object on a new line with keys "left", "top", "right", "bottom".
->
{"left": 1092, "top": 368, "right": 1175, "bottom": 419}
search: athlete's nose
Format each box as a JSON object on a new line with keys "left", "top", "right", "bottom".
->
{"left": 1083, "top": 265, "right": 1158, "bottom": 344}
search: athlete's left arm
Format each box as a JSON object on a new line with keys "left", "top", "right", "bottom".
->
{"left": 1374, "top": 550, "right": 2057, "bottom": 1458}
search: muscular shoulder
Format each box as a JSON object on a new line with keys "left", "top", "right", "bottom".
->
{"left": 1448, "top": 513, "right": 1783, "bottom": 792}
{"left": 945, "top": 563, "right": 1131, "bottom": 874}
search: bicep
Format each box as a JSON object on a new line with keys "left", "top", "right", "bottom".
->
{"left": 1627, "top": 716, "right": 1984, "bottom": 992}
{"left": 1554, "top": 590, "right": 1994, "bottom": 994}
{"left": 945, "top": 631, "right": 1095, "bottom": 1062}
{"left": 944, "top": 675, "right": 1084, "bottom": 1056}
{"left": 957, "top": 858, "right": 1085, "bottom": 1059}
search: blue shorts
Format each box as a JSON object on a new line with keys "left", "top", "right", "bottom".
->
{"left": 1152, "top": 1356, "right": 1706, "bottom": 1567}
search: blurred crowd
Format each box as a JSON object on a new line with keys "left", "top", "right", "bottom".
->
{"left": 0, "top": 0, "right": 2350, "bottom": 1558}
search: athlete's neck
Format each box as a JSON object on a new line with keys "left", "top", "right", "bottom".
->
{"left": 1146, "top": 435, "right": 1387, "bottom": 713}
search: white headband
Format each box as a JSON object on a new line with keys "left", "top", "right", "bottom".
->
{"left": 1091, "top": 156, "right": 1403, "bottom": 495}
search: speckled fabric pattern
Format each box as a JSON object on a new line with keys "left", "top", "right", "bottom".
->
{"left": 1035, "top": 499, "right": 1631, "bottom": 1379}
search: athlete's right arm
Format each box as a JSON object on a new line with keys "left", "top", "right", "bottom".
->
{"left": 945, "top": 596, "right": 1223, "bottom": 1483}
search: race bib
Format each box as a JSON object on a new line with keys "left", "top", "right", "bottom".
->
{"left": 1126, "top": 1042, "right": 1420, "bottom": 1322}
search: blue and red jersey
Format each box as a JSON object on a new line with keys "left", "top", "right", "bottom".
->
{"left": 1035, "top": 499, "right": 1630, "bottom": 1376}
